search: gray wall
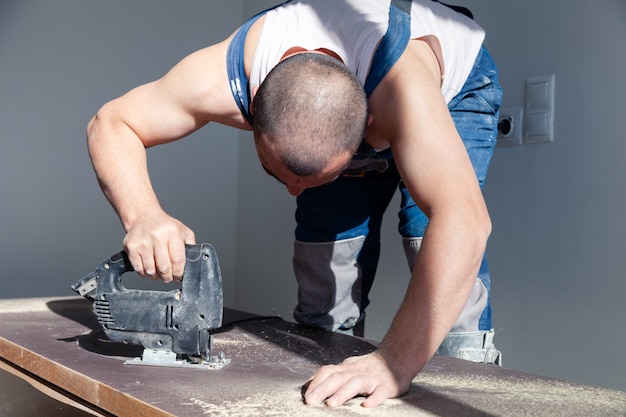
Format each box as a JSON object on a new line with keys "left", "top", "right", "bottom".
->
{"left": 1, "top": 0, "right": 624, "bottom": 393}
{"left": 0, "top": 1, "right": 244, "bottom": 304}
{"left": 468, "top": 0, "right": 626, "bottom": 392}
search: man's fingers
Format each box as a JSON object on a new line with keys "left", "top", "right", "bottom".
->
{"left": 123, "top": 218, "right": 196, "bottom": 282}
{"left": 303, "top": 365, "right": 339, "bottom": 405}
{"left": 169, "top": 239, "right": 187, "bottom": 281}
{"left": 126, "top": 250, "right": 145, "bottom": 276}
{"left": 324, "top": 376, "right": 373, "bottom": 408}
{"left": 124, "top": 240, "right": 171, "bottom": 281}
{"left": 359, "top": 386, "right": 390, "bottom": 408}
{"left": 305, "top": 372, "right": 384, "bottom": 408}
{"left": 183, "top": 228, "right": 196, "bottom": 246}
{"left": 139, "top": 250, "right": 156, "bottom": 278}
{"left": 304, "top": 366, "right": 372, "bottom": 407}
{"left": 304, "top": 352, "right": 407, "bottom": 408}
{"left": 153, "top": 242, "right": 174, "bottom": 282}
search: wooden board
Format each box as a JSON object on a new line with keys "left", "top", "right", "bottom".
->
{"left": 0, "top": 297, "right": 624, "bottom": 417}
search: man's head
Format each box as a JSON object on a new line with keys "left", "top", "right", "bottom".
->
{"left": 253, "top": 52, "right": 368, "bottom": 194}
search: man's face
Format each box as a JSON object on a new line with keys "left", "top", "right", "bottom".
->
{"left": 255, "top": 139, "right": 352, "bottom": 196}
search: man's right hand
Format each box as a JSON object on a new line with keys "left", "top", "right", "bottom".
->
{"left": 122, "top": 211, "right": 196, "bottom": 283}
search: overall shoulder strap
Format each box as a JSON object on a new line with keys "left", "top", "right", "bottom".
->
{"left": 226, "top": 2, "right": 291, "bottom": 126}
{"left": 363, "top": 0, "right": 473, "bottom": 97}
{"left": 363, "top": 0, "right": 412, "bottom": 97}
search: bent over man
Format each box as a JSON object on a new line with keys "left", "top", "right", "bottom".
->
{"left": 86, "top": 0, "right": 502, "bottom": 407}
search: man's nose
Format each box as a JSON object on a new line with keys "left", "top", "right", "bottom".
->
{"left": 286, "top": 184, "right": 304, "bottom": 196}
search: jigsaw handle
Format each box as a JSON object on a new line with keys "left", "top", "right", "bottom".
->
{"left": 95, "top": 250, "right": 136, "bottom": 294}
{"left": 71, "top": 250, "right": 134, "bottom": 299}
{"left": 72, "top": 245, "right": 217, "bottom": 298}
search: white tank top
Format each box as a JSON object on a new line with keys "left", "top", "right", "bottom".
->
{"left": 250, "top": 0, "right": 485, "bottom": 103}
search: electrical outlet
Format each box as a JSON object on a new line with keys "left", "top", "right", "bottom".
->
{"left": 497, "top": 107, "right": 523, "bottom": 146}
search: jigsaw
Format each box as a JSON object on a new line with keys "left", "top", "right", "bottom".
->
{"left": 71, "top": 243, "right": 230, "bottom": 369}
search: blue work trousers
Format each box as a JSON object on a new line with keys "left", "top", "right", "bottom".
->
{"left": 294, "top": 47, "right": 502, "bottom": 332}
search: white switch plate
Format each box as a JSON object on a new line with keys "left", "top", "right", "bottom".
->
{"left": 525, "top": 75, "right": 555, "bottom": 144}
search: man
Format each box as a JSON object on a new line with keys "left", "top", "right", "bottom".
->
{"left": 86, "top": 0, "right": 502, "bottom": 408}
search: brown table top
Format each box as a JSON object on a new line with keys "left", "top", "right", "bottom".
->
{"left": 0, "top": 297, "right": 624, "bottom": 417}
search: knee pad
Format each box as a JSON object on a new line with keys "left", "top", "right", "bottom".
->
{"left": 292, "top": 237, "right": 365, "bottom": 332}
{"left": 437, "top": 329, "right": 502, "bottom": 365}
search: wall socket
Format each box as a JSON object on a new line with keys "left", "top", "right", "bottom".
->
{"left": 497, "top": 107, "right": 523, "bottom": 146}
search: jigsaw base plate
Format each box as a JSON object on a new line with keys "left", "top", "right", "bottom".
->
{"left": 124, "top": 349, "right": 231, "bottom": 370}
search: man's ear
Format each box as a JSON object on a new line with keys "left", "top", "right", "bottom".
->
{"left": 249, "top": 86, "right": 259, "bottom": 115}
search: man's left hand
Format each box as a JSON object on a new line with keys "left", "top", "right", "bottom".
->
{"left": 303, "top": 350, "right": 412, "bottom": 408}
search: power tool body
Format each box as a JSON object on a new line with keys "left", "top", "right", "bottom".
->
{"left": 72, "top": 243, "right": 229, "bottom": 369}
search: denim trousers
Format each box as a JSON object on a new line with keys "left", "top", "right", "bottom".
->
{"left": 293, "top": 47, "right": 502, "bottom": 333}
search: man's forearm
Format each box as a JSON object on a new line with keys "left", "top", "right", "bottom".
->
{"left": 87, "top": 108, "right": 163, "bottom": 231}
{"left": 378, "top": 214, "right": 489, "bottom": 378}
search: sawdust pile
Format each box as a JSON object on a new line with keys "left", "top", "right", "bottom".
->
{"left": 181, "top": 392, "right": 411, "bottom": 417}
{"left": 177, "top": 365, "right": 626, "bottom": 417}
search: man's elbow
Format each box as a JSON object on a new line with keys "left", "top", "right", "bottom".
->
{"left": 86, "top": 101, "right": 121, "bottom": 151}
{"left": 86, "top": 114, "right": 97, "bottom": 144}
{"left": 86, "top": 101, "right": 114, "bottom": 141}
{"left": 476, "top": 207, "right": 492, "bottom": 249}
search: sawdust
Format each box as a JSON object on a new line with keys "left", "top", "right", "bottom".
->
{"left": 411, "top": 367, "right": 626, "bottom": 416}
{"left": 177, "top": 365, "right": 626, "bottom": 417}
{"left": 181, "top": 390, "right": 424, "bottom": 417}
{"left": 213, "top": 333, "right": 265, "bottom": 350}
{"left": 186, "top": 329, "right": 626, "bottom": 416}
{"left": 211, "top": 328, "right": 324, "bottom": 370}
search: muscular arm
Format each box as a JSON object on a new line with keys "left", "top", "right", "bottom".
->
{"left": 87, "top": 38, "right": 246, "bottom": 281}
{"left": 377, "top": 39, "right": 491, "bottom": 376}
{"left": 304, "top": 40, "right": 491, "bottom": 407}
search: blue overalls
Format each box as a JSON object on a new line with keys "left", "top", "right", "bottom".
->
{"left": 227, "top": 0, "right": 503, "bottom": 365}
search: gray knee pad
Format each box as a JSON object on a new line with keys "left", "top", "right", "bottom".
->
{"left": 293, "top": 237, "right": 365, "bottom": 332}
{"left": 452, "top": 277, "right": 490, "bottom": 332}
{"left": 402, "top": 236, "right": 422, "bottom": 272}
{"left": 403, "top": 237, "right": 501, "bottom": 364}
{"left": 437, "top": 329, "right": 502, "bottom": 365}
{"left": 403, "top": 237, "right": 489, "bottom": 332}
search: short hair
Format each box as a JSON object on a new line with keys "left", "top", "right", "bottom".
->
{"left": 253, "top": 53, "right": 368, "bottom": 177}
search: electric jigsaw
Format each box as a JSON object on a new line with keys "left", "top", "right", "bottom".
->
{"left": 71, "top": 243, "right": 230, "bottom": 369}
